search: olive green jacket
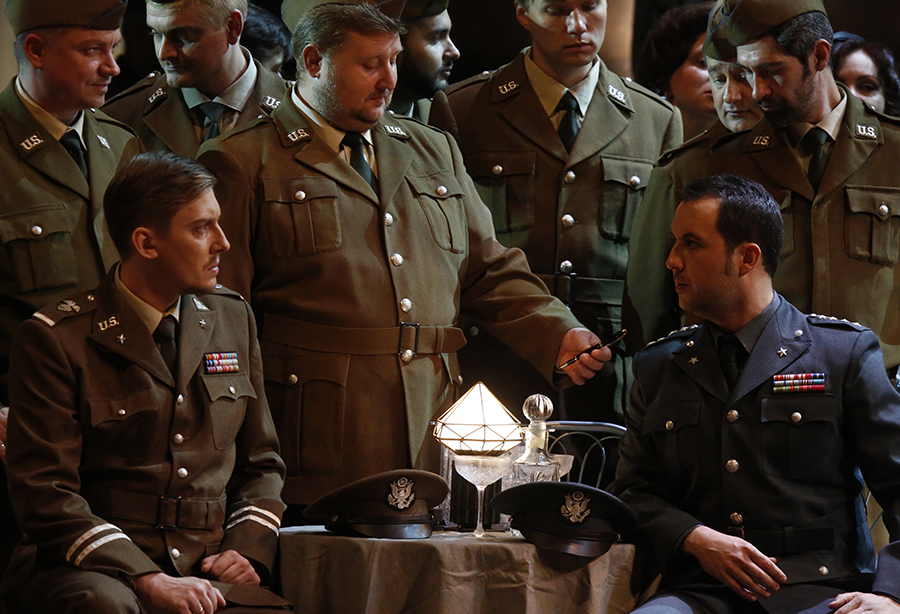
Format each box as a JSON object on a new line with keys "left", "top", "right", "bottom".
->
{"left": 103, "top": 59, "right": 289, "bottom": 158}
{"left": 197, "top": 100, "right": 581, "bottom": 503}
{"left": 0, "top": 79, "right": 142, "bottom": 404}
{"left": 626, "top": 89, "right": 900, "bottom": 368}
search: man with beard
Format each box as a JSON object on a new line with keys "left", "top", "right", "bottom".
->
{"left": 196, "top": 0, "right": 608, "bottom": 511}
{"left": 387, "top": 0, "right": 460, "bottom": 121}
{"left": 429, "top": 0, "right": 681, "bottom": 424}
{"left": 624, "top": 0, "right": 900, "bottom": 388}
{"left": 103, "top": 0, "right": 289, "bottom": 158}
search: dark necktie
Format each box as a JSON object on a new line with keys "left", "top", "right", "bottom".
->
{"left": 718, "top": 334, "right": 746, "bottom": 392}
{"left": 341, "top": 131, "right": 378, "bottom": 192}
{"left": 153, "top": 315, "right": 178, "bottom": 376}
{"left": 804, "top": 127, "right": 830, "bottom": 191}
{"left": 59, "top": 131, "right": 88, "bottom": 179}
{"left": 199, "top": 101, "right": 226, "bottom": 141}
{"left": 556, "top": 91, "right": 580, "bottom": 153}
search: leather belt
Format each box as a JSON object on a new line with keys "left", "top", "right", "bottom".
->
{"left": 723, "top": 504, "right": 857, "bottom": 557}
{"left": 536, "top": 274, "right": 624, "bottom": 305}
{"left": 260, "top": 313, "right": 467, "bottom": 357}
{"left": 84, "top": 487, "right": 226, "bottom": 531}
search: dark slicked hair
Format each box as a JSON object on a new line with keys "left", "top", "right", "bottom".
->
{"left": 104, "top": 151, "right": 216, "bottom": 258}
{"left": 636, "top": 2, "right": 714, "bottom": 97}
{"left": 680, "top": 173, "right": 784, "bottom": 277}
{"left": 766, "top": 12, "right": 834, "bottom": 76}
{"left": 292, "top": 3, "right": 405, "bottom": 80}
{"left": 832, "top": 39, "right": 900, "bottom": 116}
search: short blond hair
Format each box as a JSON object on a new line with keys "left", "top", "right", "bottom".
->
{"left": 148, "top": 0, "right": 248, "bottom": 26}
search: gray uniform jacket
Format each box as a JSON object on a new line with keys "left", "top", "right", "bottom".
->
{"left": 610, "top": 294, "right": 900, "bottom": 612}
{"left": 0, "top": 79, "right": 142, "bottom": 403}
{"left": 103, "top": 60, "right": 288, "bottom": 158}
{"left": 429, "top": 52, "right": 682, "bottom": 421}
{"left": 626, "top": 89, "right": 900, "bottom": 369}
{"left": 197, "top": 100, "right": 582, "bottom": 504}
{"left": 5, "top": 273, "right": 285, "bottom": 591}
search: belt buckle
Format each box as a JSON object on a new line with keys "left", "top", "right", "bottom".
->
{"left": 156, "top": 495, "right": 182, "bottom": 531}
{"left": 398, "top": 322, "right": 421, "bottom": 358}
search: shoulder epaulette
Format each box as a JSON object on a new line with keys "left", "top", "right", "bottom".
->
{"left": 211, "top": 283, "right": 244, "bottom": 300}
{"left": 807, "top": 313, "right": 867, "bottom": 331}
{"left": 621, "top": 77, "right": 675, "bottom": 111}
{"left": 645, "top": 324, "right": 701, "bottom": 348}
{"left": 658, "top": 132, "right": 714, "bottom": 165}
{"left": 444, "top": 70, "right": 492, "bottom": 96}
{"left": 32, "top": 292, "right": 99, "bottom": 327}
{"left": 104, "top": 72, "right": 163, "bottom": 105}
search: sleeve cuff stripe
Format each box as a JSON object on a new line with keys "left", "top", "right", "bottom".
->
{"left": 225, "top": 514, "right": 279, "bottom": 535}
{"left": 228, "top": 505, "right": 281, "bottom": 527}
{"left": 66, "top": 523, "right": 122, "bottom": 562}
{"left": 74, "top": 532, "right": 132, "bottom": 566}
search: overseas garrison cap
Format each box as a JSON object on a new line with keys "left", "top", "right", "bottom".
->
{"left": 492, "top": 482, "right": 637, "bottom": 558}
{"left": 282, "top": 0, "right": 405, "bottom": 34}
{"left": 702, "top": 0, "right": 735, "bottom": 61}
{"left": 4, "top": 0, "right": 127, "bottom": 35}
{"left": 715, "top": 0, "right": 827, "bottom": 50}
{"left": 401, "top": 0, "right": 447, "bottom": 21}
{"left": 304, "top": 469, "right": 449, "bottom": 539}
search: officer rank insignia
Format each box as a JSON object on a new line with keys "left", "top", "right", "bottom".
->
{"left": 772, "top": 373, "right": 825, "bottom": 393}
{"left": 205, "top": 352, "right": 240, "bottom": 373}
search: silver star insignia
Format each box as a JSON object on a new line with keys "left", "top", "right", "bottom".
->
{"left": 777, "top": 347, "right": 788, "bottom": 357}
{"left": 689, "top": 356, "right": 699, "bottom": 364}
{"left": 117, "top": 334, "right": 125, "bottom": 344}
{"left": 199, "top": 318, "right": 206, "bottom": 328}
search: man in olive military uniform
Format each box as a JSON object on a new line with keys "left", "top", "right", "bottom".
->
{"left": 625, "top": 0, "right": 900, "bottom": 380}
{"left": 611, "top": 174, "right": 900, "bottom": 614}
{"left": 387, "top": 0, "right": 460, "bottom": 122}
{"left": 3, "top": 153, "right": 288, "bottom": 613}
{"left": 429, "top": 0, "right": 682, "bottom": 423}
{"left": 103, "top": 0, "right": 289, "bottom": 158}
{"left": 0, "top": 0, "right": 142, "bottom": 582}
{"left": 197, "top": 0, "right": 610, "bottom": 507}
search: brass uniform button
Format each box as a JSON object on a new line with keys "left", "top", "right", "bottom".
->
{"left": 177, "top": 468, "right": 189, "bottom": 478}
{"left": 630, "top": 175, "right": 641, "bottom": 188}
{"left": 173, "top": 434, "right": 184, "bottom": 444}
{"left": 176, "top": 394, "right": 184, "bottom": 406}
{"left": 294, "top": 190, "right": 306, "bottom": 201}
{"left": 117, "top": 409, "right": 126, "bottom": 416}
{"left": 401, "top": 349, "right": 415, "bottom": 363}
{"left": 726, "top": 410, "right": 740, "bottom": 423}
{"left": 561, "top": 214, "right": 575, "bottom": 228}
{"left": 435, "top": 185, "right": 448, "bottom": 196}
{"left": 564, "top": 171, "right": 576, "bottom": 184}
{"left": 665, "top": 420, "right": 675, "bottom": 432}
{"left": 229, "top": 386, "right": 236, "bottom": 395}
{"left": 791, "top": 412, "right": 802, "bottom": 423}
{"left": 289, "top": 374, "right": 299, "bottom": 385}
{"left": 559, "top": 260, "right": 574, "bottom": 274}
{"left": 30, "top": 225, "right": 42, "bottom": 236}
{"left": 468, "top": 326, "right": 479, "bottom": 337}
{"left": 492, "top": 165, "right": 503, "bottom": 176}
{"left": 172, "top": 548, "right": 181, "bottom": 559}
{"left": 390, "top": 253, "right": 404, "bottom": 266}
{"left": 384, "top": 213, "right": 394, "bottom": 226}
{"left": 819, "top": 566, "right": 829, "bottom": 576}
{"left": 878, "top": 204, "right": 890, "bottom": 217}
{"left": 400, "top": 298, "right": 412, "bottom": 312}
{"left": 726, "top": 459, "right": 740, "bottom": 473}
{"left": 730, "top": 512, "right": 743, "bottom": 525}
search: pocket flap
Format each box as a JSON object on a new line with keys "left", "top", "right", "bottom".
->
{"left": 88, "top": 386, "right": 159, "bottom": 426}
{"left": 201, "top": 373, "right": 257, "bottom": 402}
{"left": 0, "top": 204, "right": 74, "bottom": 243}
{"left": 261, "top": 177, "right": 339, "bottom": 203}
{"left": 262, "top": 352, "right": 351, "bottom": 387}
{"left": 846, "top": 186, "right": 900, "bottom": 217}
{"left": 761, "top": 395, "right": 836, "bottom": 425}
{"left": 464, "top": 151, "right": 536, "bottom": 178}
{"left": 602, "top": 158, "right": 654, "bottom": 188}
{"left": 406, "top": 173, "right": 464, "bottom": 200}
{"left": 643, "top": 400, "right": 700, "bottom": 434}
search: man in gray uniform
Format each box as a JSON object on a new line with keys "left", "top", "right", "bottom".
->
{"left": 429, "top": 0, "right": 681, "bottom": 423}
{"left": 104, "top": 0, "right": 289, "bottom": 157}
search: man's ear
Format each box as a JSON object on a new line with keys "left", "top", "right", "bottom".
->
{"left": 737, "top": 242, "right": 762, "bottom": 276}
{"left": 22, "top": 33, "right": 47, "bottom": 70}
{"left": 131, "top": 227, "right": 160, "bottom": 261}
{"left": 514, "top": 0, "right": 530, "bottom": 30}
{"left": 812, "top": 39, "right": 831, "bottom": 73}
{"left": 302, "top": 43, "right": 323, "bottom": 79}
{"left": 225, "top": 9, "right": 243, "bottom": 46}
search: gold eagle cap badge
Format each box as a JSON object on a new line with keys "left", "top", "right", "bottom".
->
{"left": 387, "top": 477, "right": 415, "bottom": 510}
{"left": 561, "top": 491, "right": 591, "bottom": 523}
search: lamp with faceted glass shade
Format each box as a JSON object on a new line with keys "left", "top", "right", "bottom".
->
{"left": 433, "top": 382, "right": 521, "bottom": 536}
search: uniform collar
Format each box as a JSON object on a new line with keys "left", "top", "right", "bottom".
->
{"left": 785, "top": 89, "right": 847, "bottom": 148}
{"left": 114, "top": 263, "right": 181, "bottom": 334}
{"left": 290, "top": 86, "right": 373, "bottom": 152}
{"left": 707, "top": 292, "right": 780, "bottom": 355}
{"left": 182, "top": 47, "right": 257, "bottom": 113}
{"left": 523, "top": 49, "right": 599, "bottom": 119}
{"left": 15, "top": 76, "right": 85, "bottom": 145}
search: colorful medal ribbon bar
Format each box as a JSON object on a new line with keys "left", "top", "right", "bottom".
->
{"left": 772, "top": 373, "right": 824, "bottom": 393}
{"left": 205, "top": 352, "right": 240, "bottom": 373}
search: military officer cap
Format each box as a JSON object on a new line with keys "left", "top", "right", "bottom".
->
{"left": 702, "top": 0, "right": 736, "bottom": 62}
{"left": 714, "top": 0, "right": 827, "bottom": 50}
{"left": 4, "top": 0, "right": 127, "bottom": 35}
{"left": 491, "top": 482, "right": 637, "bottom": 558}
{"left": 282, "top": 0, "right": 405, "bottom": 34}
{"left": 304, "top": 469, "right": 449, "bottom": 539}
{"left": 400, "top": 0, "right": 447, "bottom": 21}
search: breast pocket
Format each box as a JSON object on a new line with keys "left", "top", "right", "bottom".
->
{"left": 201, "top": 373, "right": 255, "bottom": 450}
{"left": 260, "top": 177, "right": 342, "bottom": 258}
{"left": 598, "top": 158, "right": 653, "bottom": 242}
{"left": 760, "top": 395, "right": 839, "bottom": 479}
{"left": 643, "top": 400, "right": 700, "bottom": 474}
{"left": 262, "top": 351, "right": 350, "bottom": 476}
{"left": 463, "top": 151, "right": 536, "bottom": 234}
{"left": 845, "top": 186, "right": 900, "bottom": 265}
{"left": 0, "top": 203, "right": 79, "bottom": 293}
{"left": 407, "top": 172, "right": 467, "bottom": 252}
{"left": 87, "top": 386, "right": 166, "bottom": 458}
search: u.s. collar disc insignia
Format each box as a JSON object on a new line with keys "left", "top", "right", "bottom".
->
{"left": 387, "top": 477, "right": 415, "bottom": 510}
{"left": 561, "top": 491, "right": 591, "bottom": 523}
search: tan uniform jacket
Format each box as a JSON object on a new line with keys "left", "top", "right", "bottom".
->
{"left": 0, "top": 79, "right": 142, "bottom": 403}
{"left": 102, "top": 60, "right": 289, "bottom": 158}
{"left": 5, "top": 273, "right": 286, "bottom": 588}
{"left": 429, "top": 53, "right": 682, "bottom": 421}
{"left": 197, "top": 101, "right": 582, "bottom": 503}
{"left": 626, "top": 90, "right": 900, "bottom": 369}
